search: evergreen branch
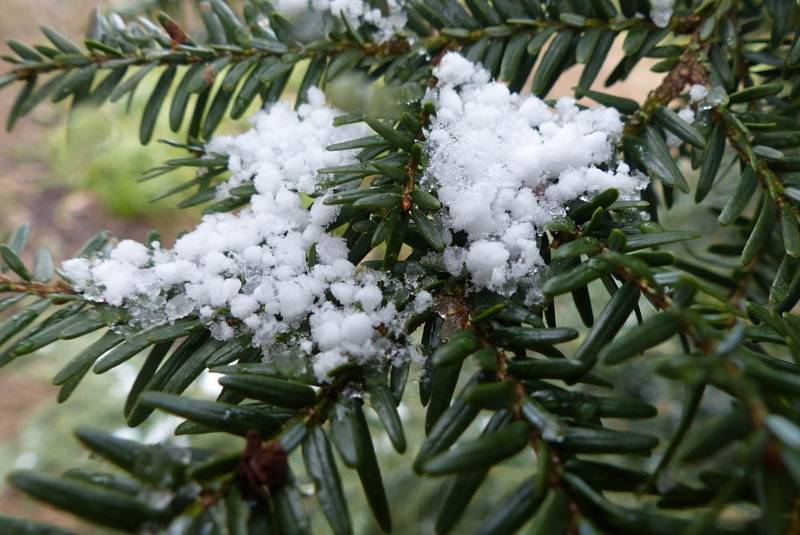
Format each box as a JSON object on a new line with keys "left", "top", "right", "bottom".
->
{"left": 3, "top": 0, "right": 800, "bottom": 532}
{"left": 0, "top": 273, "right": 75, "bottom": 297}
{"left": 2, "top": 36, "right": 411, "bottom": 83}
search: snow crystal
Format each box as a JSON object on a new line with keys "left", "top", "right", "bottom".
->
{"left": 465, "top": 241, "right": 511, "bottom": 291}
{"left": 110, "top": 240, "right": 150, "bottom": 267}
{"left": 706, "top": 87, "right": 728, "bottom": 107}
{"left": 63, "top": 91, "right": 410, "bottom": 380}
{"left": 689, "top": 84, "right": 708, "bottom": 103}
{"left": 61, "top": 258, "right": 91, "bottom": 287}
{"left": 650, "top": 0, "right": 676, "bottom": 28}
{"left": 274, "top": 0, "right": 407, "bottom": 42}
{"left": 209, "top": 88, "right": 365, "bottom": 199}
{"left": 425, "top": 53, "right": 645, "bottom": 298}
{"left": 413, "top": 290, "right": 433, "bottom": 313}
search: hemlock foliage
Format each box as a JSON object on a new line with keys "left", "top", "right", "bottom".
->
{"left": 1, "top": 0, "right": 800, "bottom": 533}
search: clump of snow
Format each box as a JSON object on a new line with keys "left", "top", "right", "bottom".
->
{"left": 209, "top": 87, "right": 366, "bottom": 199}
{"left": 425, "top": 53, "right": 645, "bottom": 299}
{"left": 689, "top": 84, "right": 708, "bottom": 103}
{"left": 650, "top": 0, "right": 676, "bottom": 28}
{"left": 274, "top": 0, "right": 407, "bottom": 42}
{"left": 63, "top": 89, "right": 412, "bottom": 380}
{"left": 413, "top": 290, "right": 433, "bottom": 313}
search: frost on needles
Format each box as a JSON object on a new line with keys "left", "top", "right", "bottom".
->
{"left": 62, "top": 55, "right": 646, "bottom": 380}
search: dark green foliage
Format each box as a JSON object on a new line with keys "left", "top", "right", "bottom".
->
{"left": 2, "top": 0, "right": 800, "bottom": 533}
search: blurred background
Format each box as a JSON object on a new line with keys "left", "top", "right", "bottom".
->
{"left": 0, "top": 1, "right": 207, "bottom": 529}
{"left": 0, "top": 1, "right": 737, "bottom": 533}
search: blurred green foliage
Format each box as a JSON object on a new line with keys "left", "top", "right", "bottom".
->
{"left": 47, "top": 91, "right": 194, "bottom": 219}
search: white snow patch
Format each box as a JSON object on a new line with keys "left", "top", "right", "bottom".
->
{"left": 274, "top": 0, "right": 407, "bottom": 42}
{"left": 63, "top": 90, "right": 412, "bottom": 380}
{"left": 689, "top": 84, "right": 708, "bottom": 103}
{"left": 650, "top": 0, "right": 676, "bottom": 28}
{"left": 425, "top": 53, "right": 645, "bottom": 299}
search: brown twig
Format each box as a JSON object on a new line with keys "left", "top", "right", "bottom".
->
{"left": 0, "top": 273, "right": 74, "bottom": 297}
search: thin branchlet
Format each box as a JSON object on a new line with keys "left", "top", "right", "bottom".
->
{"left": 0, "top": 273, "right": 74, "bottom": 297}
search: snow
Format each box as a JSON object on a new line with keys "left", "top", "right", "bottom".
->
{"left": 63, "top": 53, "right": 649, "bottom": 378}
{"left": 689, "top": 84, "right": 708, "bottom": 103}
{"left": 413, "top": 290, "right": 433, "bottom": 313}
{"left": 425, "top": 53, "right": 645, "bottom": 299}
{"left": 274, "top": 0, "right": 407, "bottom": 42}
{"left": 356, "top": 285, "right": 383, "bottom": 312}
{"left": 63, "top": 90, "right": 411, "bottom": 380}
{"left": 208, "top": 88, "right": 361, "bottom": 199}
{"left": 465, "top": 241, "right": 511, "bottom": 290}
{"left": 650, "top": 0, "right": 676, "bottom": 28}
{"left": 110, "top": 240, "right": 150, "bottom": 267}
{"left": 310, "top": 299, "right": 401, "bottom": 377}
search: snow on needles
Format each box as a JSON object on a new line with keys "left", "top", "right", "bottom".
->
{"left": 62, "top": 55, "right": 647, "bottom": 377}
{"left": 650, "top": 0, "right": 676, "bottom": 28}
{"left": 274, "top": 0, "right": 407, "bottom": 42}
{"left": 63, "top": 89, "right": 412, "bottom": 380}
{"left": 425, "top": 53, "right": 645, "bottom": 300}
